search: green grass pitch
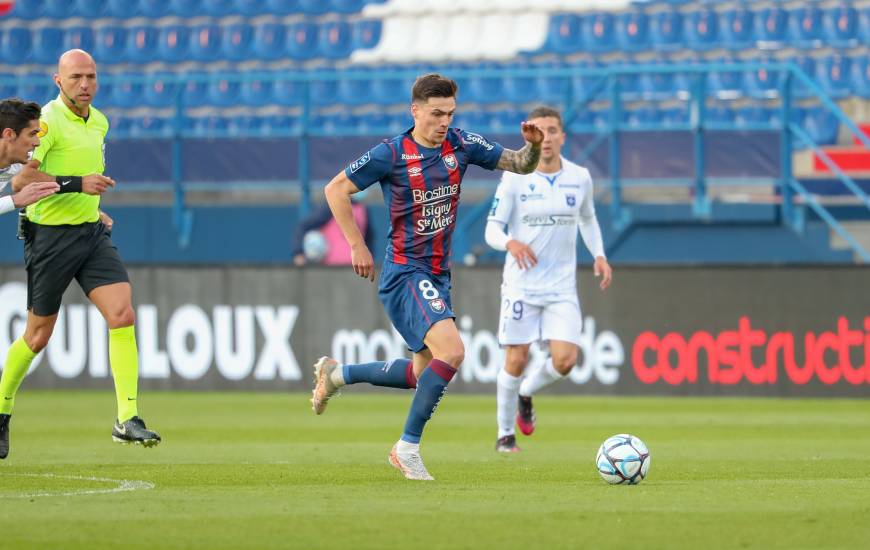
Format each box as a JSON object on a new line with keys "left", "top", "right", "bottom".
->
{"left": 1, "top": 390, "right": 869, "bottom": 549}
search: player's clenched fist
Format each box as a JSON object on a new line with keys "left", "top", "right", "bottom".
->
{"left": 351, "top": 242, "right": 375, "bottom": 281}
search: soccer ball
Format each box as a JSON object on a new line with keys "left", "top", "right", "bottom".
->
{"left": 595, "top": 434, "right": 651, "bottom": 485}
{"left": 302, "top": 230, "right": 329, "bottom": 262}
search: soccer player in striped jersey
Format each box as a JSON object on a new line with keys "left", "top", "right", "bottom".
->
{"left": 485, "top": 106, "right": 612, "bottom": 453}
{"left": 311, "top": 73, "right": 544, "bottom": 480}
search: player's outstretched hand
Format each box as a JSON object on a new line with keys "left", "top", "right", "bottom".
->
{"left": 506, "top": 239, "right": 538, "bottom": 270}
{"left": 594, "top": 257, "right": 612, "bottom": 290}
{"left": 12, "top": 181, "right": 59, "bottom": 208}
{"left": 520, "top": 121, "right": 544, "bottom": 145}
{"left": 82, "top": 174, "right": 116, "bottom": 195}
{"left": 351, "top": 242, "right": 376, "bottom": 282}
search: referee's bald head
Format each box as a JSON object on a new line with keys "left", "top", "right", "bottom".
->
{"left": 58, "top": 49, "right": 96, "bottom": 75}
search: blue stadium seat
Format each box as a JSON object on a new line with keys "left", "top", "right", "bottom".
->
{"left": 129, "top": 115, "right": 170, "bottom": 137}
{"left": 207, "top": 77, "right": 241, "bottom": 107}
{"left": 190, "top": 116, "right": 229, "bottom": 138}
{"left": 352, "top": 20, "right": 381, "bottom": 51}
{"left": 240, "top": 78, "right": 274, "bottom": 106}
{"left": 310, "top": 71, "right": 340, "bottom": 106}
{"left": 754, "top": 6, "right": 789, "bottom": 47}
{"left": 135, "top": 0, "right": 168, "bottom": 18}
{"left": 42, "top": 0, "right": 72, "bottom": 18}
{"left": 271, "top": 79, "right": 305, "bottom": 107}
{"left": 623, "top": 106, "right": 661, "bottom": 128}
{"left": 0, "top": 73, "right": 17, "bottom": 100}
{"left": 615, "top": 11, "right": 650, "bottom": 52}
{"left": 18, "top": 73, "right": 54, "bottom": 105}
{"left": 320, "top": 112, "right": 360, "bottom": 134}
{"left": 298, "top": 0, "right": 329, "bottom": 15}
{"left": 543, "top": 14, "right": 582, "bottom": 54}
{"left": 534, "top": 62, "right": 569, "bottom": 104}
{"left": 109, "top": 73, "right": 144, "bottom": 109}
{"left": 10, "top": 0, "right": 43, "bottom": 19}
{"left": 338, "top": 77, "right": 374, "bottom": 106}
{"left": 126, "top": 25, "right": 159, "bottom": 64}
{"left": 157, "top": 25, "right": 190, "bottom": 63}
{"left": 584, "top": 12, "right": 615, "bottom": 53}
{"left": 617, "top": 68, "right": 642, "bottom": 101}
{"left": 169, "top": 0, "right": 201, "bottom": 17}
{"left": 686, "top": 8, "right": 720, "bottom": 50}
{"left": 72, "top": 0, "right": 109, "bottom": 18}
{"left": 319, "top": 21, "right": 353, "bottom": 59}
{"left": 1, "top": 28, "right": 32, "bottom": 64}
{"left": 707, "top": 57, "right": 745, "bottom": 99}
{"left": 503, "top": 64, "right": 538, "bottom": 103}
{"left": 638, "top": 58, "right": 678, "bottom": 100}
{"left": 789, "top": 56, "right": 817, "bottom": 99}
{"left": 369, "top": 68, "right": 412, "bottom": 105}
{"left": 94, "top": 26, "right": 127, "bottom": 64}
{"left": 734, "top": 106, "right": 777, "bottom": 128}
{"left": 183, "top": 73, "right": 209, "bottom": 108}
{"left": 788, "top": 5, "right": 824, "bottom": 48}
{"left": 650, "top": 10, "right": 684, "bottom": 51}
{"left": 287, "top": 22, "right": 318, "bottom": 60}
{"left": 824, "top": 4, "right": 859, "bottom": 47}
{"left": 331, "top": 0, "right": 365, "bottom": 14}
{"left": 721, "top": 8, "right": 755, "bottom": 50}
{"left": 110, "top": 115, "right": 133, "bottom": 137}
{"left": 858, "top": 7, "right": 870, "bottom": 44}
{"left": 234, "top": 0, "right": 264, "bottom": 15}
{"left": 261, "top": 114, "right": 300, "bottom": 136}
{"left": 221, "top": 23, "right": 253, "bottom": 61}
{"left": 64, "top": 27, "right": 95, "bottom": 54}
{"left": 31, "top": 27, "right": 63, "bottom": 66}
{"left": 189, "top": 24, "right": 223, "bottom": 62}
{"left": 817, "top": 55, "right": 852, "bottom": 99}
{"left": 252, "top": 23, "right": 286, "bottom": 60}
{"left": 356, "top": 112, "right": 392, "bottom": 134}
{"left": 225, "top": 115, "right": 263, "bottom": 137}
{"left": 705, "top": 105, "right": 735, "bottom": 126}
{"left": 143, "top": 72, "right": 180, "bottom": 108}
{"left": 201, "top": 0, "right": 235, "bottom": 16}
{"left": 571, "top": 60, "right": 604, "bottom": 101}
{"left": 466, "top": 65, "right": 506, "bottom": 104}
{"left": 850, "top": 56, "right": 870, "bottom": 98}
{"left": 660, "top": 104, "right": 689, "bottom": 128}
{"left": 746, "top": 62, "right": 783, "bottom": 99}
{"left": 264, "top": 0, "right": 299, "bottom": 15}
{"left": 803, "top": 107, "right": 839, "bottom": 145}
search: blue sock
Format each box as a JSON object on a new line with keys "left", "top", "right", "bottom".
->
{"left": 401, "top": 359, "right": 457, "bottom": 444}
{"left": 342, "top": 358, "right": 416, "bottom": 389}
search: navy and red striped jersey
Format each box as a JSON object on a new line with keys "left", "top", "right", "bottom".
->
{"left": 345, "top": 127, "right": 504, "bottom": 274}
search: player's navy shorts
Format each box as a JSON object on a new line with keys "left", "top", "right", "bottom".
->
{"left": 378, "top": 261, "right": 454, "bottom": 353}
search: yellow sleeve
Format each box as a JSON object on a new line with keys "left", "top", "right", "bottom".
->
{"left": 31, "top": 117, "right": 54, "bottom": 164}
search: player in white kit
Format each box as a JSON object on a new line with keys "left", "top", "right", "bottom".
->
{"left": 484, "top": 106, "right": 612, "bottom": 453}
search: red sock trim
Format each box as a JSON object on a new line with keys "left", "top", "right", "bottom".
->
{"left": 428, "top": 359, "right": 457, "bottom": 382}
{"left": 405, "top": 362, "right": 417, "bottom": 389}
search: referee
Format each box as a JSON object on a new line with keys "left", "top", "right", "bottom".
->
{"left": 0, "top": 50, "right": 160, "bottom": 460}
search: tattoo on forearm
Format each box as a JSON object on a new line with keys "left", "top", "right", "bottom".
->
{"left": 496, "top": 142, "right": 541, "bottom": 174}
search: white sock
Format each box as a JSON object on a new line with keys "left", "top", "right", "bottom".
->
{"left": 519, "top": 358, "right": 565, "bottom": 397}
{"left": 396, "top": 439, "right": 419, "bottom": 455}
{"left": 329, "top": 364, "right": 346, "bottom": 387}
{"left": 497, "top": 368, "right": 522, "bottom": 438}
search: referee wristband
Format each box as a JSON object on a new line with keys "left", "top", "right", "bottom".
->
{"left": 55, "top": 175, "right": 83, "bottom": 193}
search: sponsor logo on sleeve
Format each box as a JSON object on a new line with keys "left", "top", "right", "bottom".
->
{"left": 429, "top": 298, "right": 446, "bottom": 313}
{"left": 37, "top": 121, "right": 48, "bottom": 138}
{"left": 349, "top": 152, "right": 371, "bottom": 174}
{"left": 462, "top": 132, "right": 495, "bottom": 151}
{"left": 489, "top": 197, "right": 499, "bottom": 217}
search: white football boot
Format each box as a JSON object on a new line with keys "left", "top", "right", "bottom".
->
{"left": 389, "top": 442, "right": 435, "bottom": 481}
{"left": 311, "top": 356, "right": 342, "bottom": 415}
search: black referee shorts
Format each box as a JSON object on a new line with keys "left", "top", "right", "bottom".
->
{"left": 24, "top": 221, "right": 129, "bottom": 316}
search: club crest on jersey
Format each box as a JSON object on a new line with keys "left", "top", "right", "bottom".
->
{"left": 529, "top": 183, "right": 536, "bottom": 191}
{"left": 442, "top": 153, "right": 457, "bottom": 171}
{"left": 429, "top": 298, "right": 446, "bottom": 313}
{"left": 566, "top": 194, "right": 576, "bottom": 206}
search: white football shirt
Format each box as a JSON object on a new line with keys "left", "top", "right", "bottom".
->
{"left": 487, "top": 157, "right": 600, "bottom": 294}
{"left": 0, "top": 163, "right": 21, "bottom": 215}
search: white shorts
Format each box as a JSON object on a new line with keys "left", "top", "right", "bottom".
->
{"left": 498, "top": 288, "right": 582, "bottom": 347}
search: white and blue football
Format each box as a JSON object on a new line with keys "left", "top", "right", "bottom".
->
{"left": 595, "top": 434, "right": 651, "bottom": 485}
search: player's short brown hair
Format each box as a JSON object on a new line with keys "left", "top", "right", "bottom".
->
{"left": 0, "top": 98, "right": 41, "bottom": 135}
{"left": 527, "top": 105, "right": 563, "bottom": 128}
{"left": 411, "top": 73, "right": 458, "bottom": 103}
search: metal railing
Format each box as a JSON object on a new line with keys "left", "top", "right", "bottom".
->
{"left": 4, "top": 64, "right": 869, "bottom": 261}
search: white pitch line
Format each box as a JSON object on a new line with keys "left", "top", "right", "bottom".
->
{"left": 0, "top": 473, "right": 155, "bottom": 498}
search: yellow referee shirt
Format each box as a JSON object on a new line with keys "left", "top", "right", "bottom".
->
{"left": 26, "top": 95, "right": 109, "bottom": 225}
